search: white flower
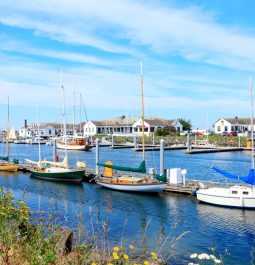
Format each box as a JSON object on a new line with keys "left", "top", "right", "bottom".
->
{"left": 198, "top": 253, "right": 210, "bottom": 260}
{"left": 210, "top": 255, "right": 216, "bottom": 259}
{"left": 214, "top": 258, "right": 221, "bottom": 264}
{"left": 190, "top": 253, "right": 198, "bottom": 259}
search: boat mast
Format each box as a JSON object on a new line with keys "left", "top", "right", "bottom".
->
{"left": 37, "top": 107, "right": 41, "bottom": 165}
{"left": 140, "top": 60, "right": 145, "bottom": 160}
{"left": 6, "top": 95, "right": 9, "bottom": 161}
{"left": 61, "top": 70, "right": 68, "bottom": 164}
{"left": 73, "top": 75, "right": 76, "bottom": 137}
{"left": 250, "top": 75, "right": 254, "bottom": 169}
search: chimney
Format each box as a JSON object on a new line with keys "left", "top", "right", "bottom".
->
{"left": 24, "top": 119, "right": 28, "bottom": 128}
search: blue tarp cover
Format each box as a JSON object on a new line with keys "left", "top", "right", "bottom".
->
{"left": 212, "top": 166, "right": 255, "bottom": 185}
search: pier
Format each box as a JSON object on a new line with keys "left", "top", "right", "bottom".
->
{"left": 134, "top": 145, "right": 186, "bottom": 152}
{"left": 185, "top": 147, "right": 244, "bottom": 154}
{"left": 163, "top": 180, "right": 199, "bottom": 195}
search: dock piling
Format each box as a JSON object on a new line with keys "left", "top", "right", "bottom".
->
{"left": 96, "top": 138, "right": 99, "bottom": 175}
{"left": 160, "top": 139, "right": 164, "bottom": 176}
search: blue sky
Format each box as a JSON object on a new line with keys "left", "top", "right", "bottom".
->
{"left": 0, "top": 0, "right": 255, "bottom": 130}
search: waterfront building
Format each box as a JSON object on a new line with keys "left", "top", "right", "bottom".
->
{"left": 213, "top": 117, "right": 255, "bottom": 134}
{"left": 83, "top": 116, "right": 182, "bottom": 136}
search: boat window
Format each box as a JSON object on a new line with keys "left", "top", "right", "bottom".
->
{"left": 231, "top": 191, "right": 238, "bottom": 194}
{"left": 243, "top": 191, "right": 249, "bottom": 195}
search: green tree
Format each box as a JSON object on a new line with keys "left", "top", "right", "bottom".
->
{"left": 178, "top": 118, "right": 192, "bottom": 131}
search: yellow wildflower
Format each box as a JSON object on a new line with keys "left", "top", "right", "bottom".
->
{"left": 107, "top": 263, "right": 113, "bottom": 265}
{"left": 113, "top": 246, "right": 120, "bottom": 252}
{"left": 124, "top": 254, "right": 129, "bottom": 260}
{"left": 91, "top": 262, "right": 97, "bottom": 265}
{"left": 112, "top": 252, "right": 118, "bottom": 257}
{"left": 151, "top": 252, "right": 157, "bottom": 259}
{"left": 129, "top": 245, "right": 134, "bottom": 250}
{"left": 113, "top": 255, "right": 119, "bottom": 260}
{"left": 143, "top": 261, "right": 149, "bottom": 265}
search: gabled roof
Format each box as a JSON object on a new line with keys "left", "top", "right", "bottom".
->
{"left": 88, "top": 117, "right": 139, "bottom": 127}
{"left": 138, "top": 118, "right": 178, "bottom": 126}
{"left": 215, "top": 118, "right": 254, "bottom": 125}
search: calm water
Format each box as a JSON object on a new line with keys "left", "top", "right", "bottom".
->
{"left": 0, "top": 143, "right": 255, "bottom": 264}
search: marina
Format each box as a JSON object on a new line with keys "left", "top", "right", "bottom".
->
{"left": 0, "top": 143, "right": 254, "bottom": 264}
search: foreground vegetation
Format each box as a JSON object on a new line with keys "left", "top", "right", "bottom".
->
{"left": 0, "top": 188, "right": 243, "bottom": 264}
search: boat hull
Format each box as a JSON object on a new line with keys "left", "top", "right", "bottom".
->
{"left": 57, "top": 143, "right": 92, "bottom": 151}
{"left": 30, "top": 169, "right": 85, "bottom": 182}
{"left": 0, "top": 165, "right": 19, "bottom": 172}
{"left": 196, "top": 186, "right": 255, "bottom": 208}
{"left": 97, "top": 181, "right": 167, "bottom": 193}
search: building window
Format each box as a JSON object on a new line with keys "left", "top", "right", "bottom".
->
{"left": 224, "top": 126, "right": 228, "bottom": 132}
{"left": 231, "top": 191, "right": 238, "bottom": 194}
{"left": 243, "top": 191, "right": 249, "bottom": 195}
{"left": 49, "top": 130, "right": 51, "bottom": 135}
{"left": 217, "top": 126, "right": 221, "bottom": 132}
{"left": 151, "top": 127, "right": 155, "bottom": 132}
{"left": 134, "top": 128, "right": 138, "bottom": 132}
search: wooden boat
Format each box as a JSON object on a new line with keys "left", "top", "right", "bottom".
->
{"left": 196, "top": 76, "right": 255, "bottom": 208}
{"left": 29, "top": 73, "right": 86, "bottom": 182}
{"left": 57, "top": 136, "right": 92, "bottom": 151}
{"left": 96, "top": 61, "right": 167, "bottom": 193}
{"left": 0, "top": 96, "right": 19, "bottom": 172}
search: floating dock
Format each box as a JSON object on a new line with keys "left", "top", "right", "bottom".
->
{"left": 163, "top": 180, "right": 199, "bottom": 195}
{"left": 134, "top": 145, "right": 186, "bottom": 152}
{"left": 185, "top": 147, "right": 244, "bottom": 154}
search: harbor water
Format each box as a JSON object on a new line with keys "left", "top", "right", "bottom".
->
{"left": 0, "top": 143, "right": 254, "bottom": 264}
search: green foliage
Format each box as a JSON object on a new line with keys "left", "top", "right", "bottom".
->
{"left": 178, "top": 118, "right": 192, "bottom": 131}
{"left": 155, "top": 126, "right": 176, "bottom": 136}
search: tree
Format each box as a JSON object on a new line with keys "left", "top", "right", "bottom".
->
{"left": 155, "top": 126, "right": 176, "bottom": 136}
{"left": 178, "top": 118, "right": 192, "bottom": 131}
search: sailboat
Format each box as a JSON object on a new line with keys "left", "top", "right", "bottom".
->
{"left": 96, "top": 61, "right": 167, "bottom": 193}
{"left": 0, "top": 96, "right": 19, "bottom": 172}
{"left": 196, "top": 76, "right": 255, "bottom": 208}
{"left": 57, "top": 81, "right": 92, "bottom": 151}
{"left": 30, "top": 73, "right": 86, "bottom": 182}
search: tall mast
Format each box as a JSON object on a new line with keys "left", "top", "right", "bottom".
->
{"left": 6, "top": 95, "right": 9, "bottom": 161}
{"left": 250, "top": 75, "right": 254, "bottom": 169}
{"left": 61, "top": 70, "right": 68, "bottom": 162}
{"left": 37, "top": 107, "right": 41, "bottom": 165}
{"left": 140, "top": 60, "right": 145, "bottom": 160}
{"left": 73, "top": 74, "right": 76, "bottom": 137}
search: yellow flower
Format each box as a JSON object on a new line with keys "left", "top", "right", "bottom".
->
{"left": 151, "top": 252, "right": 157, "bottom": 259}
{"left": 113, "top": 255, "right": 119, "bottom": 260}
{"left": 113, "top": 246, "right": 120, "bottom": 252}
{"left": 143, "top": 261, "right": 149, "bottom": 265}
{"left": 129, "top": 245, "right": 134, "bottom": 250}
{"left": 112, "top": 252, "right": 118, "bottom": 257}
{"left": 91, "top": 262, "right": 97, "bottom": 265}
{"left": 107, "top": 263, "right": 113, "bottom": 265}
{"left": 124, "top": 254, "right": 129, "bottom": 260}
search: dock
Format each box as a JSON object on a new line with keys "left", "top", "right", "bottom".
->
{"left": 134, "top": 145, "right": 186, "bottom": 152}
{"left": 185, "top": 147, "right": 244, "bottom": 154}
{"left": 163, "top": 180, "right": 199, "bottom": 195}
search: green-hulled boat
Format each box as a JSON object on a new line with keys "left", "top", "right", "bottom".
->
{"left": 30, "top": 166, "right": 85, "bottom": 182}
{"left": 29, "top": 73, "right": 86, "bottom": 183}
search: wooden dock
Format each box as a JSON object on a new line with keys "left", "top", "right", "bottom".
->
{"left": 163, "top": 180, "right": 199, "bottom": 195}
{"left": 185, "top": 147, "right": 244, "bottom": 154}
{"left": 134, "top": 145, "right": 186, "bottom": 152}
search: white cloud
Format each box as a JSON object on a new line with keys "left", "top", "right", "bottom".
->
{"left": 1, "top": 0, "right": 255, "bottom": 70}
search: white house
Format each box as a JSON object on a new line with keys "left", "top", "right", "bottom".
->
{"left": 214, "top": 118, "right": 254, "bottom": 134}
{"left": 83, "top": 116, "right": 137, "bottom": 136}
{"left": 19, "top": 123, "right": 56, "bottom": 138}
{"left": 133, "top": 118, "right": 183, "bottom": 136}
{"left": 83, "top": 116, "right": 183, "bottom": 136}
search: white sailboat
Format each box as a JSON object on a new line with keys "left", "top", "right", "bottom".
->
{"left": 96, "top": 61, "right": 167, "bottom": 193}
{"left": 57, "top": 84, "right": 92, "bottom": 151}
{"left": 196, "top": 76, "right": 255, "bottom": 208}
